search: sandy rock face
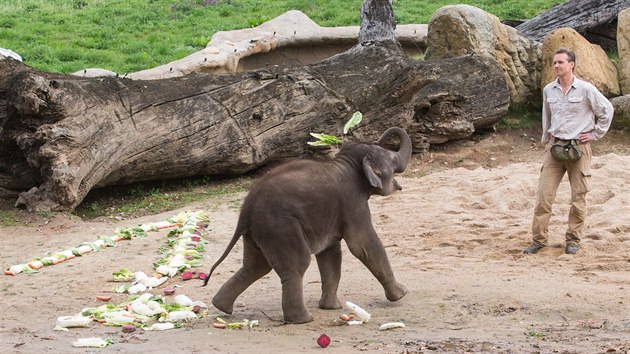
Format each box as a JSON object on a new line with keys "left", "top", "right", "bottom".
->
{"left": 617, "top": 9, "right": 630, "bottom": 96}
{"left": 541, "top": 28, "right": 620, "bottom": 97}
{"left": 425, "top": 4, "right": 542, "bottom": 105}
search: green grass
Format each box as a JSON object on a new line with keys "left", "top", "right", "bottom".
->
{"left": 73, "top": 176, "right": 251, "bottom": 219}
{"left": 498, "top": 105, "right": 541, "bottom": 129}
{"left": 0, "top": 210, "right": 19, "bottom": 226}
{"left": 1, "top": 0, "right": 566, "bottom": 74}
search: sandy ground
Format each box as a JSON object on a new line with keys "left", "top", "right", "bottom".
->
{"left": 1, "top": 128, "right": 629, "bottom": 353}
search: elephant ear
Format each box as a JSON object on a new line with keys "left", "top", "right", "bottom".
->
{"left": 362, "top": 156, "right": 383, "bottom": 189}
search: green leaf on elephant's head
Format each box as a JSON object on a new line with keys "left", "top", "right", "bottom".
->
{"left": 308, "top": 132, "right": 342, "bottom": 146}
{"left": 343, "top": 111, "right": 363, "bottom": 135}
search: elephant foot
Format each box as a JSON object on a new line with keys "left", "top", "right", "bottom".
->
{"left": 212, "top": 295, "right": 234, "bottom": 315}
{"left": 318, "top": 294, "right": 342, "bottom": 310}
{"left": 385, "top": 282, "right": 407, "bottom": 302}
{"left": 283, "top": 311, "right": 314, "bottom": 324}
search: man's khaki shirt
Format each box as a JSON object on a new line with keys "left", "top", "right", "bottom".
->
{"left": 541, "top": 77, "right": 614, "bottom": 144}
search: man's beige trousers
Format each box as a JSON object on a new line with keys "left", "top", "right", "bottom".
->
{"left": 531, "top": 142, "right": 592, "bottom": 246}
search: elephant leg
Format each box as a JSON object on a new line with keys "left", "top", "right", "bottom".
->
{"left": 212, "top": 238, "right": 272, "bottom": 314}
{"left": 262, "top": 227, "right": 313, "bottom": 324}
{"left": 344, "top": 227, "right": 407, "bottom": 302}
{"left": 315, "top": 242, "right": 342, "bottom": 309}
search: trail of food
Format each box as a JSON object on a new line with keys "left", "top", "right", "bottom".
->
{"left": 4, "top": 210, "right": 207, "bottom": 275}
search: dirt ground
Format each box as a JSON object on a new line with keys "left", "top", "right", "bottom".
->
{"left": 1, "top": 126, "right": 629, "bottom": 353}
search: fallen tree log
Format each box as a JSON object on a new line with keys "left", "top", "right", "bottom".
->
{"left": 0, "top": 0, "right": 509, "bottom": 211}
{"left": 516, "top": 0, "right": 625, "bottom": 50}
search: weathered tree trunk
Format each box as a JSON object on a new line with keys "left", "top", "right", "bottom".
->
{"left": 516, "top": 0, "right": 626, "bottom": 50}
{"left": 0, "top": 0, "right": 509, "bottom": 211}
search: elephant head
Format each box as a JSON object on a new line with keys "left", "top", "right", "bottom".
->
{"left": 355, "top": 127, "right": 412, "bottom": 196}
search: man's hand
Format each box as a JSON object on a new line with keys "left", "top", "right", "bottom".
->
{"left": 578, "top": 132, "right": 594, "bottom": 143}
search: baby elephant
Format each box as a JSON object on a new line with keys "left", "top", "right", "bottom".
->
{"left": 202, "top": 127, "right": 411, "bottom": 323}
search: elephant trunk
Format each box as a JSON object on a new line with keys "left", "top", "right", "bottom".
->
{"left": 376, "top": 127, "right": 412, "bottom": 173}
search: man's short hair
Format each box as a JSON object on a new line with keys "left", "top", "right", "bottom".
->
{"left": 555, "top": 47, "right": 576, "bottom": 63}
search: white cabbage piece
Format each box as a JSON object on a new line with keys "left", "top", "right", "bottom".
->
{"left": 156, "top": 265, "right": 178, "bottom": 277}
{"left": 9, "top": 264, "right": 27, "bottom": 274}
{"left": 345, "top": 301, "right": 371, "bottom": 322}
{"left": 145, "top": 322, "right": 176, "bottom": 331}
{"left": 71, "top": 337, "right": 111, "bottom": 348}
{"left": 128, "top": 283, "right": 147, "bottom": 294}
{"left": 56, "top": 315, "right": 92, "bottom": 328}
{"left": 173, "top": 295, "right": 193, "bottom": 306}
{"left": 166, "top": 311, "right": 197, "bottom": 322}
{"left": 138, "top": 293, "right": 154, "bottom": 304}
{"left": 379, "top": 322, "right": 406, "bottom": 330}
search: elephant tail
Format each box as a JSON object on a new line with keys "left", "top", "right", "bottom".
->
{"left": 201, "top": 227, "right": 244, "bottom": 287}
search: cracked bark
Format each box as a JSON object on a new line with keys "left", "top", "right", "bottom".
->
{"left": 515, "top": 0, "right": 625, "bottom": 50}
{"left": 0, "top": 0, "right": 509, "bottom": 212}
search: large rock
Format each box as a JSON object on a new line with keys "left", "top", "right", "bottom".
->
{"left": 425, "top": 5, "right": 542, "bottom": 106}
{"left": 541, "top": 28, "right": 620, "bottom": 97}
{"left": 610, "top": 95, "right": 630, "bottom": 129}
{"left": 618, "top": 9, "right": 630, "bottom": 95}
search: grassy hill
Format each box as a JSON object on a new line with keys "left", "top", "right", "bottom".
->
{"left": 1, "top": 0, "right": 565, "bottom": 74}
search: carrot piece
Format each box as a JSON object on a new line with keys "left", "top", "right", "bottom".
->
{"left": 4, "top": 270, "right": 16, "bottom": 276}
{"left": 96, "top": 295, "right": 112, "bottom": 301}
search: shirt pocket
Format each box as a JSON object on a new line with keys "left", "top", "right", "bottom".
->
{"left": 567, "top": 95, "right": 585, "bottom": 115}
{"left": 547, "top": 97, "right": 559, "bottom": 104}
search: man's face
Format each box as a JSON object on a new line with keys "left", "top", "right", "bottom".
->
{"left": 553, "top": 53, "right": 574, "bottom": 78}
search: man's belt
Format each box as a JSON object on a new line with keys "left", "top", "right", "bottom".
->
{"left": 553, "top": 137, "right": 579, "bottom": 144}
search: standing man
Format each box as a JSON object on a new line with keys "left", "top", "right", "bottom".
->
{"left": 523, "top": 47, "right": 614, "bottom": 255}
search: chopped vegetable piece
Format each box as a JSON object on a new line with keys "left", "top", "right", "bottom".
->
{"left": 339, "top": 314, "right": 354, "bottom": 321}
{"left": 343, "top": 111, "right": 363, "bottom": 134}
{"left": 72, "top": 337, "right": 112, "bottom": 348}
{"left": 345, "top": 301, "right": 371, "bottom": 322}
{"left": 27, "top": 261, "right": 44, "bottom": 269}
{"left": 56, "top": 315, "right": 93, "bottom": 328}
{"left": 122, "top": 324, "right": 136, "bottom": 333}
{"left": 307, "top": 133, "right": 342, "bottom": 147}
{"left": 113, "top": 284, "right": 130, "bottom": 293}
{"left": 174, "top": 295, "right": 193, "bottom": 306}
{"left": 166, "top": 311, "right": 197, "bottom": 322}
{"left": 317, "top": 334, "right": 331, "bottom": 348}
{"left": 112, "top": 268, "right": 134, "bottom": 282}
{"left": 379, "top": 322, "right": 406, "bottom": 330}
{"left": 96, "top": 296, "right": 112, "bottom": 301}
{"left": 145, "top": 322, "right": 176, "bottom": 331}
